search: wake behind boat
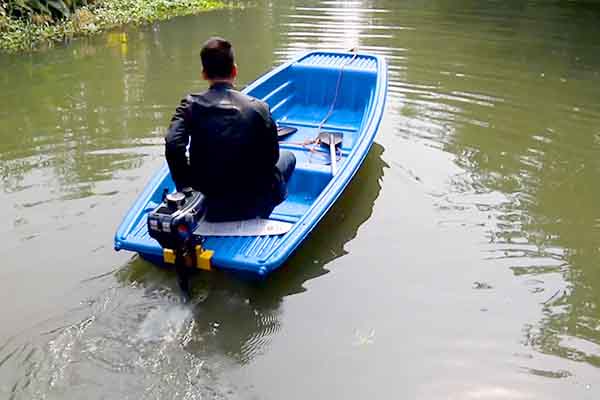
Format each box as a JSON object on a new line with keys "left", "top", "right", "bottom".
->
{"left": 114, "top": 50, "right": 388, "bottom": 279}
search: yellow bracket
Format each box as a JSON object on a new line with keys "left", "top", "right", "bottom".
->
{"left": 163, "top": 248, "right": 176, "bottom": 264}
{"left": 195, "top": 245, "right": 214, "bottom": 271}
{"left": 163, "top": 246, "right": 213, "bottom": 271}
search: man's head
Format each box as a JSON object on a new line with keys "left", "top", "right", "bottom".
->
{"left": 200, "top": 37, "right": 237, "bottom": 82}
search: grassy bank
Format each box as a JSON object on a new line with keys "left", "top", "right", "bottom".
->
{"left": 0, "top": 0, "right": 224, "bottom": 53}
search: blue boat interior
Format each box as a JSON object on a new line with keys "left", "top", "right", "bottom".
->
{"left": 253, "top": 54, "right": 378, "bottom": 221}
{"left": 114, "top": 52, "right": 384, "bottom": 275}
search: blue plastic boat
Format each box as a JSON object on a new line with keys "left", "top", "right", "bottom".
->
{"left": 114, "top": 51, "right": 388, "bottom": 278}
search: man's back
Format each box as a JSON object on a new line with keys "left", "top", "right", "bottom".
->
{"left": 164, "top": 37, "right": 295, "bottom": 221}
{"left": 165, "top": 83, "right": 280, "bottom": 220}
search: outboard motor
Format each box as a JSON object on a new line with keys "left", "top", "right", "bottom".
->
{"left": 147, "top": 188, "right": 206, "bottom": 249}
{"left": 147, "top": 188, "right": 211, "bottom": 301}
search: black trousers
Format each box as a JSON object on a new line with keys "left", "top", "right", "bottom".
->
{"left": 205, "top": 151, "right": 296, "bottom": 221}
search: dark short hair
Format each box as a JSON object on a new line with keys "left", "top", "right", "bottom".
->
{"left": 200, "top": 37, "right": 235, "bottom": 79}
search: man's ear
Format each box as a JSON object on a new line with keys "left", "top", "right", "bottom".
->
{"left": 231, "top": 64, "right": 238, "bottom": 79}
{"left": 202, "top": 70, "right": 208, "bottom": 80}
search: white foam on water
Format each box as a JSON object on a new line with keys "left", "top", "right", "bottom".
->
{"left": 137, "top": 305, "right": 192, "bottom": 343}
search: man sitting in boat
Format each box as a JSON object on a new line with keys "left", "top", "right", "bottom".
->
{"left": 165, "top": 37, "right": 296, "bottom": 221}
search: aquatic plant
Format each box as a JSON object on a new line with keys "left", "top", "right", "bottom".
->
{"left": 0, "top": 0, "right": 224, "bottom": 52}
{"left": 4, "top": 0, "right": 90, "bottom": 20}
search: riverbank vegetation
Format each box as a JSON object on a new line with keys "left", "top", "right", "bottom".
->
{"left": 0, "top": 0, "right": 224, "bottom": 52}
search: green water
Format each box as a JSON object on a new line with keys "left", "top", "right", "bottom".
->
{"left": 2, "top": 0, "right": 600, "bottom": 398}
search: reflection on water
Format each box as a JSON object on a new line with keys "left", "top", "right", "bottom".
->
{"left": 2, "top": 0, "right": 600, "bottom": 398}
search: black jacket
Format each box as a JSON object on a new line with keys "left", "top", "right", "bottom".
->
{"left": 165, "top": 82, "right": 280, "bottom": 219}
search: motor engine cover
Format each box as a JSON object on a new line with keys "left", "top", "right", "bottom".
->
{"left": 147, "top": 189, "right": 206, "bottom": 249}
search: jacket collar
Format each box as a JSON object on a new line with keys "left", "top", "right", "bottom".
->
{"left": 209, "top": 81, "right": 234, "bottom": 90}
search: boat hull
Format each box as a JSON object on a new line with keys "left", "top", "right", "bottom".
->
{"left": 114, "top": 51, "right": 388, "bottom": 278}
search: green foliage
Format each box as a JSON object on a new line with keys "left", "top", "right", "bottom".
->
{"left": 0, "top": 0, "right": 225, "bottom": 52}
{"left": 92, "top": 0, "right": 225, "bottom": 26}
{"left": 4, "top": 0, "right": 90, "bottom": 20}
